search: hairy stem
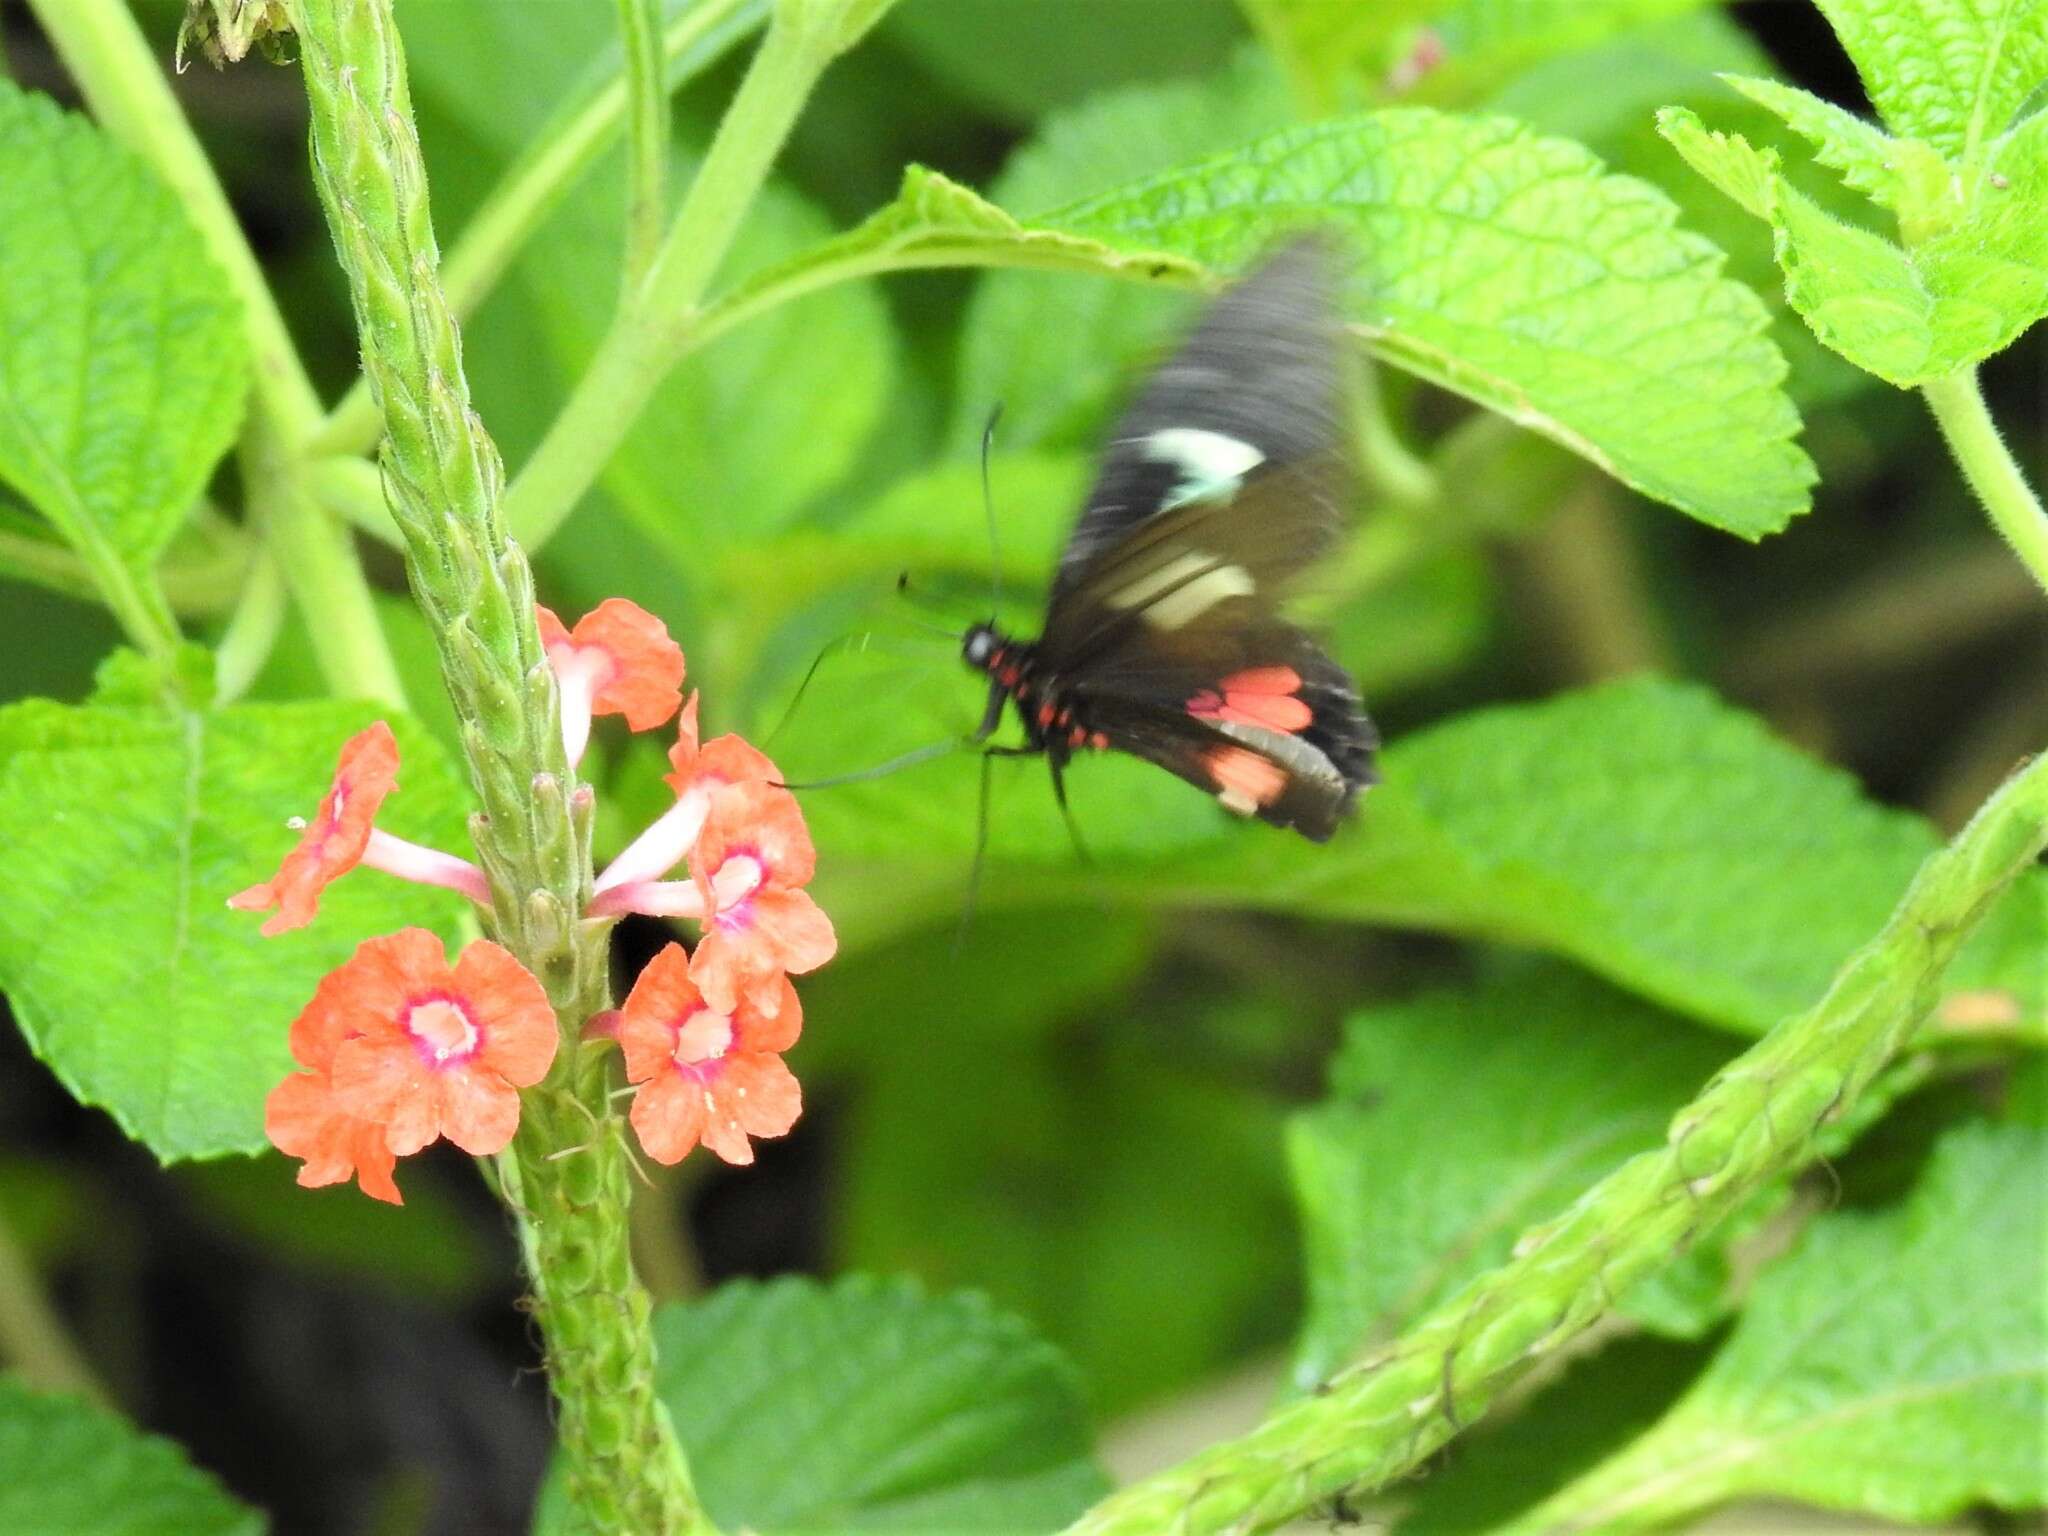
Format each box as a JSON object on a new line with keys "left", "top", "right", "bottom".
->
{"left": 1921, "top": 368, "right": 2048, "bottom": 598}
{"left": 501, "top": 0, "right": 892, "bottom": 548}
{"left": 1067, "top": 749, "right": 2048, "bottom": 1534}
{"left": 313, "top": 0, "right": 767, "bottom": 458}
{"left": 284, "top": 2, "right": 706, "bottom": 1529}
{"left": 616, "top": 0, "right": 670, "bottom": 293}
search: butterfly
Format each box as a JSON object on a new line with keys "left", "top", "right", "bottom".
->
{"left": 959, "top": 237, "right": 1377, "bottom": 842}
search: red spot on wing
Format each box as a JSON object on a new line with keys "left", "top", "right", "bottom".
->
{"left": 1187, "top": 665, "right": 1312, "bottom": 732}
{"left": 1204, "top": 745, "right": 1289, "bottom": 809}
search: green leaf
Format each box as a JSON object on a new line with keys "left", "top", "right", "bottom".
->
{"left": 1473, "top": 15, "right": 1870, "bottom": 408}
{"left": 1810, "top": 0, "right": 2048, "bottom": 162}
{"left": 0, "top": 84, "right": 246, "bottom": 584}
{"left": 1041, "top": 112, "right": 1813, "bottom": 535}
{"left": 1720, "top": 74, "right": 1953, "bottom": 225}
{"left": 1501, "top": 1112, "right": 2048, "bottom": 1528}
{"left": 1290, "top": 963, "right": 1741, "bottom": 1387}
{"left": 0, "top": 1378, "right": 262, "bottom": 1536}
{"left": 798, "top": 676, "right": 2046, "bottom": 1043}
{"left": 947, "top": 49, "right": 1291, "bottom": 453}
{"left": 0, "top": 697, "right": 472, "bottom": 1160}
{"left": 535, "top": 1276, "right": 1107, "bottom": 1533}
{"left": 1660, "top": 104, "right": 2048, "bottom": 384}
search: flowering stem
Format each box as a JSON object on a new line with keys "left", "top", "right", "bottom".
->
{"left": 1066, "top": 748, "right": 2048, "bottom": 1534}
{"left": 1920, "top": 368, "right": 2048, "bottom": 599}
{"left": 501, "top": 0, "right": 895, "bottom": 549}
{"left": 311, "top": 0, "right": 768, "bottom": 459}
{"left": 284, "top": 2, "right": 708, "bottom": 1529}
{"left": 615, "top": 0, "right": 670, "bottom": 293}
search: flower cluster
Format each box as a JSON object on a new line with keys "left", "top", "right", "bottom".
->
{"left": 234, "top": 600, "right": 832, "bottom": 1202}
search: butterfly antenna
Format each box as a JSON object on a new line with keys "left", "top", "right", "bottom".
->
{"left": 763, "top": 627, "right": 952, "bottom": 748}
{"left": 774, "top": 738, "right": 964, "bottom": 791}
{"left": 980, "top": 402, "right": 1005, "bottom": 622}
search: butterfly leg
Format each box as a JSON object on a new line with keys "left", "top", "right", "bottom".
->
{"left": 954, "top": 750, "right": 997, "bottom": 952}
{"left": 1047, "top": 756, "right": 1093, "bottom": 867}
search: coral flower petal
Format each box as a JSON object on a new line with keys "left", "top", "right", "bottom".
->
{"left": 615, "top": 944, "right": 700, "bottom": 1081}
{"left": 435, "top": 1066, "right": 522, "bottom": 1156}
{"left": 265, "top": 1070, "right": 402, "bottom": 1205}
{"left": 541, "top": 598, "right": 685, "bottom": 731}
{"left": 722, "top": 1052, "right": 803, "bottom": 1143}
{"left": 229, "top": 722, "right": 399, "bottom": 935}
{"left": 693, "top": 782, "right": 816, "bottom": 887}
{"left": 629, "top": 1072, "right": 708, "bottom": 1165}
{"left": 310, "top": 927, "right": 553, "bottom": 1160}
{"left": 454, "top": 941, "right": 558, "bottom": 1087}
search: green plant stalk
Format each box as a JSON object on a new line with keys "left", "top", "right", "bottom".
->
{"left": 27, "top": 0, "right": 323, "bottom": 441}
{"left": 501, "top": 0, "right": 893, "bottom": 549}
{"left": 242, "top": 425, "right": 407, "bottom": 706}
{"left": 1921, "top": 368, "right": 2048, "bottom": 598}
{"left": 212, "top": 548, "right": 288, "bottom": 705}
{"left": 0, "top": 518, "right": 251, "bottom": 615}
{"left": 284, "top": 2, "right": 709, "bottom": 1530}
{"left": 616, "top": 0, "right": 670, "bottom": 293}
{"left": 313, "top": 0, "right": 768, "bottom": 458}
{"left": 1066, "top": 748, "right": 2048, "bottom": 1535}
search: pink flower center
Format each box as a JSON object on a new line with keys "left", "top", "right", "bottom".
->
{"left": 711, "top": 853, "right": 765, "bottom": 931}
{"left": 672, "top": 1006, "right": 734, "bottom": 1068}
{"left": 405, "top": 996, "right": 479, "bottom": 1064}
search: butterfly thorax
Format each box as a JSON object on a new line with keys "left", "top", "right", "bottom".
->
{"left": 961, "top": 622, "right": 1108, "bottom": 758}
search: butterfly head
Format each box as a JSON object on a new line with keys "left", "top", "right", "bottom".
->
{"left": 961, "top": 622, "right": 1002, "bottom": 671}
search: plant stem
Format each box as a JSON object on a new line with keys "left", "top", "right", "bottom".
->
{"left": 1921, "top": 368, "right": 2048, "bottom": 598}
{"left": 0, "top": 1202, "right": 110, "bottom": 1408}
{"left": 616, "top": 0, "right": 670, "bottom": 294}
{"left": 1066, "top": 748, "right": 2048, "bottom": 1535}
{"left": 312, "top": 0, "right": 767, "bottom": 458}
{"left": 502, "top": 4, "right": 868, "bottom": 548}
{"left": 212, "top": 547, "right": 287, "bottom": 704}
{"left": 242, "top": 426, "right": 407, "bottom": 707}
{"left": 286, "top": 3, "right": 709, "bottom": 1528}
{"left": 28, "top": 0, "right": 324, "bottom": 442}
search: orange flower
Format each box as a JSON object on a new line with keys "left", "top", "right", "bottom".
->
{"left": 230, "top": 722, "right": 488, "bottom": 936}
{"left": 230, "top": 722, "right": 399, "bottom": 935}
{"left": 298, "top": 928, "right": 557, "bottom": 1157}
{"left": 663, "top": 693, "right": 779, "bottom": 796}
{"left": 588, "top": 696, "right": 784, "bottom": 917}
{"left": 688, "top": 782, "right": 835, "bottom": 1018}
{"left": 266, "top": 1070, "right": 403, "bottom": 1205}
{"left": 539, "top": 599, "right": 686, "bottom": 764}
{"left": 615, "top": 943, "right": 800, "bottom": 1165}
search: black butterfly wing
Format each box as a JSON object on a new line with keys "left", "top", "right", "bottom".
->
{"left": 1084, "top": 647, "right": 1376, "bottom": 843}
{"left": 1046, "top": 235, "right": 1349, "bottom": 623}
